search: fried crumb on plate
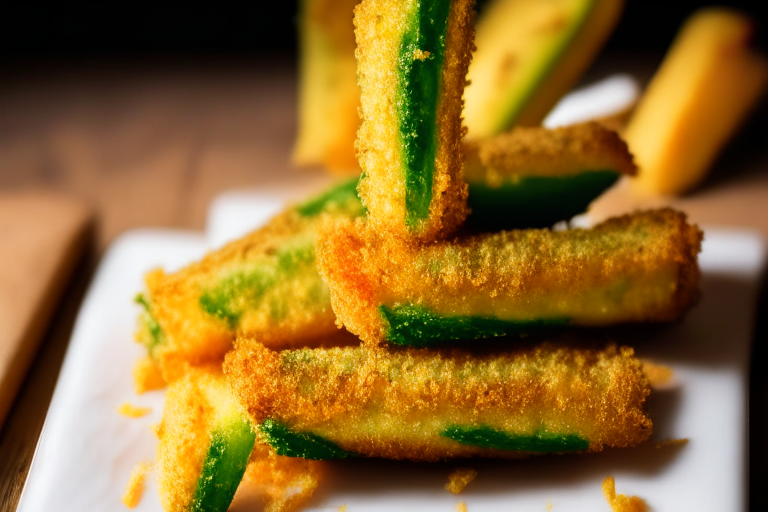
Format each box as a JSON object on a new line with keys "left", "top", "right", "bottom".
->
{"left": 338, "top": 505, "right": 347, "bottom": 512}
{"left": 602, "top": 476, "right": 647, "bottom": 512}
{"left": 117, "top": 402, "right": 151, "bottom": 418}
{"left": 455, "top": 501, "right": 468, "bottom": 512}
{"left": 656, "top": 438, "right": 689, "bottom": 449}
{"left": 122, "top": 461, "right": 150, "bottom": 508}
{"left": 446, "top": 467, "right": 478, "bottom": 494}
{"left": 640, "top": 359, "right": 674, "bottom": 389}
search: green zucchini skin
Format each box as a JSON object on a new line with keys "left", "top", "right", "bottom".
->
{"left": 441, "top": 425, "right": 590, "bottom": 452}
{"left": 259, "top": 418, "right": 358, "bottom": 460}
{"left": 467, "top": 170, "right": 619, "bottom": 230}
{"left": 189, "top": 417, "right": 256, "bottom": 512}
{"left": 380, "top": 304, "right": 569, "bottom": 347}
{"left": 396, "top": 0, "right": 452, "bottom": 229}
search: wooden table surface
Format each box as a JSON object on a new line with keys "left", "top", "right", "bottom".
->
{"left": 1, "top": 54, "right": 767, "bottom": 511}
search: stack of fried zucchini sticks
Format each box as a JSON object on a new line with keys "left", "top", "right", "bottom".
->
{"left": 133, "top": 1, "right": 702, "bottom": 511}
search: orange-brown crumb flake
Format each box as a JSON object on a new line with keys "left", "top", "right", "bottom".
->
{"left": 446, "top": 467, "right": 478, "bottom": 494}
{"left": 640, "top": 359, "right": 674, "bottom": 388}
{"left": 455, "top": 501, "right": 468, "bottom": 512}
{"left": 602, "top": 476, "right": 647, "bottom": 512}
{"left": 655, "top": 438, "right": 689, "bottom": 449}
{"left": 117, "top": 402, "right": 151, "bottom": 418}
{"left": 121, "top": 462, "right": 150, "bottom": 508}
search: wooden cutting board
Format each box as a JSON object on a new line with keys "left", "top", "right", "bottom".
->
{"left": 0, "top": 192, "right": 91, "bottom": 428}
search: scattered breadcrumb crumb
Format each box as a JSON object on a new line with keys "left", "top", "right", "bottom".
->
{"left": 338, "top": 505, "right": 348, "bottom": 512}
{"left": 132, "top": 356, "right": 166, "bottom": 394}
{"left": 640, "top": 359, "right": 674, "bottom": 388}
{"left": 446, "top": 468, "right": 478, "bottom": 494}
{"left": 122, "top": 462, "right": 150, "bottom": 508}
{"left": 455, "top": 501, "right": 468, "bottom": 512}
{"left": 117, "top": 402, "right": 151, "bottom": 418}
{"left": 656, "top": 438, "right": 689, "bottom": 449}
{"left": 546, "top": 500, "right": 553, "bottom": 510}
{"left": 602, "top": 476, "right": 647, "bottom": 512}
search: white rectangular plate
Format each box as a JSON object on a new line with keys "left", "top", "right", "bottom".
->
{"left": 18, "top": 195, "right": 765, "bottom": 511}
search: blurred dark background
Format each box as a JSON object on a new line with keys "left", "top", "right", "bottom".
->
{"left": 1, "top": 0, "right": 765, "bottom": 71}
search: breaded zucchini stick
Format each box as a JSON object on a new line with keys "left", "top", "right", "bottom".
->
{"left": 317, "top": 209, "right": 702, "bottom": 347}
{"left": 293, "top": 0, "right": 362, "bottom": 174}
{"left": 464, "top": 0, "right": 624, "bottom": 139}
{"left": 134, "top": 178, "right": 363, "bottom": 390}
{"left": 464, "top": 122, "right": 637, "bottom": 230}
{"left": 156, "top": 367, "right": 323, "bottom": 512}
{"left": 354, "top": 0, "right": 475, "bottom": 241}
{"left": 156, "top": 367, "right": 255, "bottom": 512}
{"left": 225, "top": 341, "right": 652, "bottom": 461}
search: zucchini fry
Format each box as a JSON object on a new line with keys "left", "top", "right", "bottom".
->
{"left": 464, "top": 121, "right": 637, "bottom": 230}
{"left": 156, "top": 367, "right": 255, "bottom": 512}
{"left": 156, "top": 367, "right": 324, "bottom": 512}
{"left": 225, "top": 341, "right": 652, "bottom": 462}
{"left": 317, "top": 209, "right": 702, "bottom": 347}
{"left": 293, "top": 0, "right": 362, "bottom": 173}
{"left": 464, "top": 0, "right": 624, "bottom": 138}
{"left": 134, "top": 179, "right": 363, "bottom": 389}
{"left": 354, "top": 0, "right": 475, "bottom": 241}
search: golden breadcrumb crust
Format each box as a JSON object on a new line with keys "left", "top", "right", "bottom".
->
{"left": 225, "top": 341, "right": 651, "bottom": 461}
{"left": 139, "top": 208, "right": 345, "bottom": 386}
{"left": 354, "top": 0, "right": 475, "bottom": 242}
{"left": 317, "top": 209, "right": 702, "bottom": 345}
{"left": 156, "top": 367, "right": 325, "bottom": 512}
{"left": 132, "top": 356, "right": 166, "bottom": 394}
{"left": 156, "top": 367, "right": 222, "bottom": 512}
{"left": 464, "top": 122, "right": 637, "bottom": 185}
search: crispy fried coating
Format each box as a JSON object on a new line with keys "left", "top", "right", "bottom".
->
{"left": 156, "top": 367, "right": 324, "bottom": 512}
{"left": 602, "top": 476, "right": 648, "bottom": 512}
{"left": 445, "top": 467, "right": 478, "bottom": 494}
{"left": 317, "top": 209, "right": 702, "bottom": 345}
{"left": 225, "top": 341, "right": 652, "bottom": 462}
{"left": 156, "top": 367, "right": 227, "bottom": 512}
{"left": 294, "top": 0, "right": 362, "bottom": 173}
{"left": 463, "top": 122, "right": 637, "bottom": 185}
{"left": 354, "top": 0, "right": 475, "bottom": 241}
{"left": 134, "top": 181, "right": 363, "bottom": 388}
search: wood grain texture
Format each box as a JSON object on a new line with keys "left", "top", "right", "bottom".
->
{"left": 0, "top": 193, "right": 91, "bottom": 428}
